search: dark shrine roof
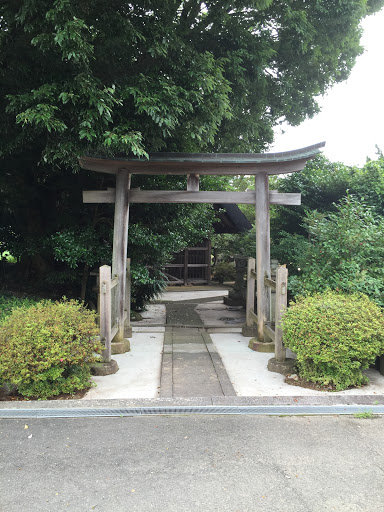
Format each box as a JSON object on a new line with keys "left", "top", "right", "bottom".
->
{"left": 79, "top": 142, "right": 325, "bottom": 176}
{"left": 214, "top": 204, "right": 253, "bottom": 234}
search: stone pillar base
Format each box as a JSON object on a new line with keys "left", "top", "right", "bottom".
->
{"left": 111, "top": 338, "right": 130, "bottom": 355}
{"left": 224, "top": 296, "right": 243, "bottom": 307}
{"left": 267, "top": 357, "right": 296, "bottom": 376}
{"left": 248, "top": 338, "right": 275, "bottom": 352}
{"left": 242, "top": 326, "right": 258, "bottom": 337}
{"left": 124, "top": 326, "right": 133, "bottom": 338}
{"left": 90, "top": 359, "right": 119, "bottom": 376}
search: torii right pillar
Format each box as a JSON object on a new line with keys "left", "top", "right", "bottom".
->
{"left": 246, "top": 171, "right": 275, "bottom": 352}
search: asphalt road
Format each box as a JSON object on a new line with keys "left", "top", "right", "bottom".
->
{"left": 1, "top": 415, "right": 383, "bottom": 512}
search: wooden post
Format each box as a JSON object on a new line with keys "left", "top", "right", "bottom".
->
{"left": 100, "top": 265, "right": 112, "bottom": 362}
{"left": 125, "top": 257, "right": 132, "bottom": 338}
{"left": 275, "top": 265, "right": 288, "bottom": 362}
{"left": 112, "top": 170, "right": 131, "bottom": 342}
{"left": 187, "top": 174, "right": 200, "bottom": 191}
{"left": 183, "top": 248, "right": 188, "bottom": 285}
{"left": 245, "top": 258, "right": 256, "bottom": 328}
{"left": 255, "top": 173, "right": 271, "bottom": 342}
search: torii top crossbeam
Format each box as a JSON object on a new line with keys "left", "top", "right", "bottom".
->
{"left": 79, "top": 142, "right": 325, "bottom": 176}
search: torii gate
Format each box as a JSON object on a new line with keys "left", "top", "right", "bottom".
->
{"left": 80, "top": 142, "right": 325, "bottom": 346}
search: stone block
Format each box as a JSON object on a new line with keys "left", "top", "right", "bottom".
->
{"left": 90, "top": 359, "right": 119, "bottom": 376}
{"left": 124, "top": 326, "right": 133, "bottom": 338}
{"left": 248, "top": 338, "right": 275, "bottom": 352}
{"left": 267, "top": 357, "right": 296, "bottom": 376}
{"left": 242, "top": 325, "right": 258, "bottom": 337}
{"left": 111, "top": 338, "right": 130, "bottom": 354}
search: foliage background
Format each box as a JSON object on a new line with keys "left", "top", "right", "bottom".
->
{"left": 1, "top": 1, "right": 383, "bottom": 305}
{"left": 272, "top": 155, "right": 384, "bottom": 306}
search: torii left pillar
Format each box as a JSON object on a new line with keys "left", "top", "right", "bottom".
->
{"left": 255, "top": 172, "right": 271, "bottom": 342}
{"left": 112, "top": 169, "right": 131, "bottom": 342}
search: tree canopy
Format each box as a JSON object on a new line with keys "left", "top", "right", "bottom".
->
{"left": 1, "top": 0, "right": 383, "bottom": 303}
{"left": 1, "top": 0, "right": 382, "bottom": 163}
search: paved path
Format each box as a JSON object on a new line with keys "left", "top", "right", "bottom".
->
{"left": 160, "top": 302, "right": 236, "bottom": 397}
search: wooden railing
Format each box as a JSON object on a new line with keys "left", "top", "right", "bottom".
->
{"left": 99, "top": 258, "right": 131, "bottom": 362}
{"left": 245, "top": 258, "right": 288, "bottom": 362}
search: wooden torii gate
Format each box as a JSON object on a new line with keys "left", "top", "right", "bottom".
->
{"left": 80, "top": 142, "right": 325, "bottom": 348}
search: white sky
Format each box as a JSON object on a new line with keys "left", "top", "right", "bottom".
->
{"left": 271, "top": 9, "right": 384, "bottom": 167}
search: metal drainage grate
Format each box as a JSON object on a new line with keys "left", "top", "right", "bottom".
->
{"left": 0, "top": 405, "right": 383, "bottom": 419}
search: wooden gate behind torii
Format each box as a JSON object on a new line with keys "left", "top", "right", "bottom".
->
{"left": 80, "top": 142, "right": 325, "bottom": 347}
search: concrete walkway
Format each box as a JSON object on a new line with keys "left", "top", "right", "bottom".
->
{"left": 160, "top": 301, "right": 236, "bottom": 397}
{"left": 79, "top": 286, "right": 384, "bottom": 401}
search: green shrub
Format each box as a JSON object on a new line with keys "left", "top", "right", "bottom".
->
{"left": 0, "top": 299, "right": 102, "bottom": 399}
{"left": 131, "top": 264, "right": 166, "bottom": 311}
{"left": 282, "top": 291, "right": 384, "bottom": 391}
{"left": 278, "top": 196, "right": 384, "bottom": 307}
{"left": 213, "top": 262, "right": 236, "bottom": 283}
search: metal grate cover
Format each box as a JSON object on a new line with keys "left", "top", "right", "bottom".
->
{"left": 0, "top": 405, "right": 383, "bottom": 419}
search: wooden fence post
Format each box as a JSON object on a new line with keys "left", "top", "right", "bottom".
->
{"left": 246, "top": 258, "right": 256, "bottom": 328}
{"left": 242, "top": 258, "right": 258, "bottom": 336}
{"left": 268, "top": 264, "right": 295, "bottom": 374}
{"left": 125, "top": 257, "right": 132, "bottom": 338}
{"left": 274, "top": 265, "right": 288, "bottom": 363}
{"left": 99, "top": 265, "right": 112, "bottom": 363}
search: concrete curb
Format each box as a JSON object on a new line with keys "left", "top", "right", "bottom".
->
{"left": 1, "top": 395, "right": 383, "bottom": 410}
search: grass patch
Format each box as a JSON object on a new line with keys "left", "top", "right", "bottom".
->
{"left": 353, "top": 412, "right": 375, "bottom": 419}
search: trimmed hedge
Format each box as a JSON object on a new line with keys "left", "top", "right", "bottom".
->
{"left": 282, "top": 291, "right": 384, "bottom": 390}
{"left": 0, "top": 299, "right": 102, "bottom": 399}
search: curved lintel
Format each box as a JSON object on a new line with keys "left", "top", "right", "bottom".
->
{"left": 79, "top": 142, "right": 325, "bottom": 176}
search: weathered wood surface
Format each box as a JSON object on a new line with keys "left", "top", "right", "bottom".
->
{"left": 187, "top": 174, "right": 200, "bottom": 191}
{"left": 80, "top": 159, "right": 309, "bottom": 176}
{"left": 255, "top": 173, "right": 271, "bottom": 342}
{"left": 83, "top": 189, "right": 301, "bottom": 205}
{"left": 264, "top": 277, "right": 276, "bottom": 291}
{"left": 83, "top": 189, "right": 116, "bottom": 203}
{"left": 245, "top": 258, "right": 256, "bottom": 328}
{"left": 125, "top": 258, "right": 132, "bottom": 337}
{"left": 275, "top": 265, "right": 288, "bottom": 362}
{"left": 79, "top": 142, "right": 325, "bottom": 176}
{"left": 99, "top": 265, "right": 112, "bottom": 362}
{"left": 248, "top": 309, "right": 258, "bottom": 324}
{"left": 263, "top": 323, "right": 275, "bottom": 342}
{"left": 269, "top": 191, "right": 301, "bottom": 205}
{"left": 112, "top": 170, "right": 131, "bottom": 342}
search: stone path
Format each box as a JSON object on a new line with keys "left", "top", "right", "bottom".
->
{"left": 160, "top": 302, "right": 236, "bottom": 397}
